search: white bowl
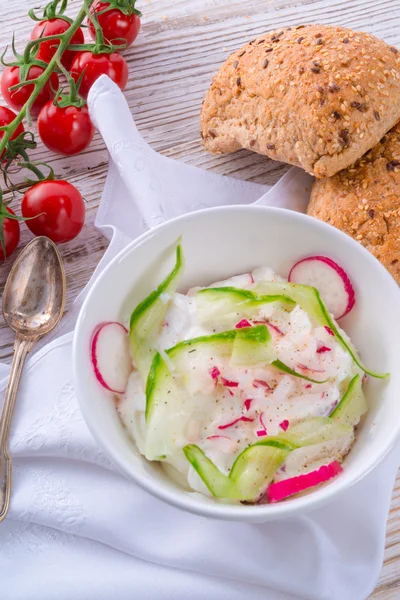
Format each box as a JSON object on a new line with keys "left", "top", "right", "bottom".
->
{"left": 73, "top": 205, "right": 400, "bottom": 522}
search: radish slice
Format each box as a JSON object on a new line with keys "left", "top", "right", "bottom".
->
{"left": 244, "top": 399, "right": 253, "bottom": 411}
{"left": 236, "top": 319, "right": 252, "bottom": 329}
{"left": 221, "top": 377, "right": 239, "bottom": 387}
{"left": 268, "top": 461, "right": 343, "bottom": 503}
{"left": 218, "top": 416, "right": 254, "bottom": 430}
{"left": 91, "top": 322, "right": 131, "bottom": 394}
{"left": 288, "top": 256, "right": 355, "bottom": 319}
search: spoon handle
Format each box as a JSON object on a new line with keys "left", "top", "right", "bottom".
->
{"left": 0, "top": 334, "right": 37, "bottom": 523}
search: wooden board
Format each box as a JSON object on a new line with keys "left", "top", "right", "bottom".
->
{"left": 0, "top": 0, "right": 399, "bottom": 596}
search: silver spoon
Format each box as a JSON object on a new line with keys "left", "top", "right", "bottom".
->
{"left": 0, "top": 236, "right": 66, "bottom": 523}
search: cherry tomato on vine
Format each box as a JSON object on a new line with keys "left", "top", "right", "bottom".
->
{"left": 38, "top": 101, "right": 95, "bottom": 156}
{"left": 88, "top": 1, "right": 141, "bottom": 47}
{"left": 0, "top": 207, "right": 20, "bottom": 261}
{"left": 70, "top": 51, "right": 128, "bottom": 98}
{"left": 0, "top": 106, "right": 24, "bottom": 158}
{"left": 1, "top": 65, "right": 59, "bottom": 116}
{"left": 21, "top": 180, "right": 85, "bottom": 243}
{"left": 31, "top": 18, "right": 85, "bottom": 70}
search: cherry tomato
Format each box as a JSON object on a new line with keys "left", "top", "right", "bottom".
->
{"left": 38, "top": 101, "right": 95, "bottom": 155}
{"left": 21, "top": 180, "right": 85, "bottom": 243}
{"left": 70, "top": 51, "right": 128, "bottom": 99}
{"left": 31, "top": 18, "right": 85, "bottom": 69}
{"left": 0, "top": 106, "right": 24, "bottom": 158}
{"left": 1, "top": 65, "right": 59, "bottom": 116}
{"left": 88, "top": 1, "right": 140, "bottom": 47}
{"left": 0, "top": 207, "right": 20, "bottom": 261}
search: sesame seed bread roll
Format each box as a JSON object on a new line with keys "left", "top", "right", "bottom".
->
{"left": 307, "top": 123, "right": 400, "bottom": 283}
{"left": 200, "top": 24, "right": 400, "bottom": 179}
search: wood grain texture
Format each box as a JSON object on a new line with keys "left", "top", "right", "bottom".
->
{"left": 0, "top": 0, "right": 399, "bottom": 597}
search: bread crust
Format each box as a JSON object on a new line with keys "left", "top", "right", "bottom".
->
{"left": 201, "top": 25, "right": 400, "bottom": 178}
{"left": 307, "top": 123, "right": 400, "bottom": 282}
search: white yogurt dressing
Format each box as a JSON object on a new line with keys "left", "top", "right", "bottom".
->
{"left": 117, "top": 267, "right": 359, "bottom": 501}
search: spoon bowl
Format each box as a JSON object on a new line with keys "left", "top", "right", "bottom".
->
{"left": 2, "top": 236, "right": 66, "bottom": 337}
{"left": 0, "top": 236, "right": 66, "bottom": 523}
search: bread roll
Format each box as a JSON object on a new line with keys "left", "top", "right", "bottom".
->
{"left": 201, "top": 25, "right": 400, "bottom": 178}
{"left": 307, "top": 123, "right": 400, "bottom": 282}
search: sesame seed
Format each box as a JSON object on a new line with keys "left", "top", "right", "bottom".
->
{"left": 297, "top": 37, "right": 304, "bottom": 44}
{"left": 209, "top": 129, "right": 216, "bottom": 138}
{"left": 262, "top": 58, "right": 269, "bottom": 68}
{"left": 343, "top": 38, "right": 349, "bottom": 44}
{"left": 332, "top": 110, "right": 342, "bottom": 120}
{"left": 265, "top": 47, "right": 273, "bottom": 52}
{"left": 390, "top": 47, "right": 399, "bottom": 54}
{"left": 311, "top": 66, "right": 321, "bottom": 74}
{"left": 267, "top": 143, "right": 275, "bottom": 150}
{"left": 233, "top": 60, "right": 238, "bottom": 68}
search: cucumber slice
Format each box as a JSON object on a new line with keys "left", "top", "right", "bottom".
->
{"left": 195, "top": 286, "right": 295, "bottom": 328}
{"left": 254, "top": 281, "right": 388, "bottom": 379}
{"left": 272, "top": 359, "right": 329, "bottom": 384}
{"left": 330, "top": 374, "right": 367, "bottom": 427}
{"left": 183, "top": 417, "right": 352, "bottom": 500}
{"left": 130, "top": 243, "right": 184, "bottom": 380}
{"left": 166, "top": 325, "right": 276, "bottom": 385}
{"left": 231, "top": 325, "right": 276, "bottom": 366}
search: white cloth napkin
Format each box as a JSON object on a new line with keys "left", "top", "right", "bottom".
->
{"left": 0, "top": 76, "right": 398, "bottom": 600}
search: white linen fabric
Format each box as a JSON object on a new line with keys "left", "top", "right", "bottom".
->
{"left": 0, "top": 76, "right": 398, "bottom": 600}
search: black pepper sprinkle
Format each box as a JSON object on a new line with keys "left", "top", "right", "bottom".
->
{"left": 332, "top": 110, "right": 342, "bottom": 120}
{"left": 297, "top": 36, "right": 304, "bottom": 43}
{"left": 369, "top": 209, "right": 375, "bottom": 218}
{"left": 316, "top": 39, "right": 323, "bottom": 45}
{"left": 339, "top": 129, "right": 351, "bottom": 147}
{"left": 387, "top": 160, "right": 400, "bottom": 171}
{"left": 262, "top": 58, "right": 269, "bottom": 68}
{"left": 233, "top": 60, "right": 238, "bottom": 68}
{"left": 390, "top": 47, "right": 399, "bottom": 54}
{"left": 343, "top": 38, "right": 349, "bottom": 44}
{"left": 236, "top": 77, "right": 241, "bottom": 86}
{"left": 328, "top": 82, "right": 340, "bottom": 92}
{"left": 267, "top": 143, "right": 275, "bottom": 150}
{"left": 311, "top": 66, "right": 321, "bottom": 73}
{"left": 237, "top": 50, "right": 246, "bottom": 57}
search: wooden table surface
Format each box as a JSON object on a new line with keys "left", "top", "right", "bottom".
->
{"left": 0, "top": 0, "right": 399, "bottom": 597}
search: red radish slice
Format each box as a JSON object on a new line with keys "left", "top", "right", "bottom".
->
{"left": 244, "top": 399, "right": 253, "bottom": 411}
{"left": 324, "top": 326, "right": 334, "bottom": 336}
{"left": 288, "top": 256, "right": 355, "bottom": 319}
{"left": 91, "top": 322, "right": 131, "bottom": 393}
{"left": 207, "top": 435, "right": 231, "bottom": 441}
{"left": 259, "top": 411, "right": 267, "bottom": 432}
{"left": 268, "top": 461, "right": 343, "bottom": 503}
{"left": 297, "top": 363, "right": 325, "bottom": 374}
{"left": 218, "top": 416, "right": 254, "bottom": 430}
{"left": 236, "top": 319, "right": 252, "bottom": 329}
{"left": 279, "top": 420, "right": 289, "bottom": 431}
{"left": 253, "top": 379, "right": 271, "bottom": 390}
{"left": 317, "top": 345, "right": 331, "bottom": 354}
{"left": 221, "top": 377, "right": 239, "bottom": 387}
{"left": 210, "top": 366, "right": 221, "bottom": 379}
{"left": 256, "top": 430, "right": 267, "bottom": 437}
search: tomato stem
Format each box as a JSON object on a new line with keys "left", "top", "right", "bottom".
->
{"left": 0, "top": 0, "right": 96, "bottom": 158}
